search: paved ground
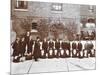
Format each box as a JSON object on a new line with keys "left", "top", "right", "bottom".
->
{"left": 11, "top": 57, "right": 96, "bottom": 75}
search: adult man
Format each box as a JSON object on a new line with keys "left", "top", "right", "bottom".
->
{"left": 33, "top": 37, "right": 41, "bottom": 61}
{"left": 25, "top": 31, "right": 30, "bottom": 45}
{"left": 26, "top": 36, "right": 33, "bottom": 60}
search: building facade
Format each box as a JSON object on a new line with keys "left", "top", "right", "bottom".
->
{"left": 11, "top": 0, "right": 96, "bottom": 40}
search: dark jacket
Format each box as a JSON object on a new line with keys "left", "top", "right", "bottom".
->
{"left": 12, "top": 41, "right": 20, "bottom": 56}
{"left": 20, "top": 41, "right": 26, "bottom": 54}
{"left": 42, "top": 41, "right": 48, "bottom": 50}
{"left": 89, "top": 43, "right": 94, "bottom": 49}
{"left": 77, "top": 42, "right": 82, "bottom": 50}
{"left": 48, "top": 41, "right": 54, "bottom": 49}
{"left": 34, "top": 41, "right": 41, "bottom": 58}
{"left": 25, "top": 35, "right": 30, "bottom": 44}
{"left": 27, "top": 39, "right": 33, "bottom": 53}
{"left": 67, "top": 42, "right": 70, "bottom": 50}
{"left": 61, "top": 42, "right": 67, "bottom": 49}
{"left": 55, "top": 41, "right": 60, "bottom": 50}
{"left": 84, "top": 43, "right": 90, "bottom": 50}
{"left": 72, "top": 42, "right": 77, "bottom": 49}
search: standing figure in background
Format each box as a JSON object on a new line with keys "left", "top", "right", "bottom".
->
{"left": 25, "top": 31, "right": 31, "bottom": 54}
{"left": 27, "top": 36, "right": 33, "bottom": 55}
{"left": 85, "top": 31, "right": 90, "bottom": 40}
{"left": 91, "top": 31, "right": 96, "bottom": 40}
{"left": 34, "top": 37, "right": 41, "bottom": 61}
{"left": 80, "top": 31, "right": 84, "bottom": 40}
{"left": 26, "top": 36, "right": 33, "bottom": 60}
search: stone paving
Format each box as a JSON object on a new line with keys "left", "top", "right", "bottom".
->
{"left": 11, "top": 57, "right": 95, "bottom": 75}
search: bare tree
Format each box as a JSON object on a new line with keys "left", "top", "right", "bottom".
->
{"left": 49, "top": 23, "right": 64, "bottom": 39}
{"left": 12, "top": 16, "right": 33, "bottom": 36}
{"left": 20, "top": 16, "right": 33, "bottom": 32}
{"left": 37, "top": 19, "right": 49, "bottom": 40}
{"left": 64, "top": 21, "right": 77, "bottom": 40}
{"left": 12, "top": 15, "right": 25, "bottom": 36}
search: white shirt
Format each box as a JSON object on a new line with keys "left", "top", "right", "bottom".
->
{"left": 85, "top": 23, "right": 95, "bottom": 28}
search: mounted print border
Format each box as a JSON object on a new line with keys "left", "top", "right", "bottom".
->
{"left": 10, "top": 0, "right": 96, "bottom": 74}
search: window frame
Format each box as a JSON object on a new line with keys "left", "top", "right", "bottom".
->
{"left": 51, "top": 3, "right": 63, "bottom": 11}
{"left": 14, "top": 0, "right": 28, "bottom": 11}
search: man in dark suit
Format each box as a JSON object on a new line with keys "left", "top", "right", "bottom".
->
{"left": 33, "top": 37, "right": 41, "bottom": 61}
{"left": 26, "top": 36, "right": 33, "bottom": 60}
{"left": 25, "top": 31, "right": 30, "bottom": 54}
{"left": 25, "top": 31, "right": 30, "bottom": 44}
{"left": 27, "top": 36, "right": 33, "bottom": 55}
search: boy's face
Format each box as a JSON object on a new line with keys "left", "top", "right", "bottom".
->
{"left": 16, "top": 38, "right": 20, "bottom": 42}
{"left": 27, "top": 32, "right": 30, "bottom": 36}
{"left": 50, "top": 39, "right": 52, "bottom": 42}
{"left": 22, "top": 38, "right": 25, "bottom": 41}
{"left": 44, "top": 38, "right": 46, "bottom": 42}
{"left": 56, "top": 39, "right": 58, "bottom": 42}
{"left": 37, "top": 38, "right": 40, "bottom": 41}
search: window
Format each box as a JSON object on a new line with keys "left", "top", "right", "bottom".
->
{"left": 15, "top": 0, "right": 28, "bottom": 9}
{"left": 51, "top": 3, "right": 62, "bottom": 11}
{"left": 32, "top": 23, "right": 37, "bottom": 29}
{"left": 88, "top": 6, "right": 94, "bottom": 13}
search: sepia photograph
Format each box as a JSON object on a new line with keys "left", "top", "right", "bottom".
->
{"left": 10, "top": 0, "right": 96, "bottom": 74}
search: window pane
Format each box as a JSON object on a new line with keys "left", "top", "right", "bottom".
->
{"left": 15, "top": 0, "right": 27, "bottom": 9}
{"left": 32, "top": 23, "right": 37, "bottom": 29}
{"left": 51, "top": 3, "right": 62, "bottom": 11}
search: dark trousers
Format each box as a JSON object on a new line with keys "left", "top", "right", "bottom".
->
{"left": 72, "top": 49, "right": 78, "bottom": 58}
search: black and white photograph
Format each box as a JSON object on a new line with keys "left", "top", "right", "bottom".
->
{"left": 10, "top": 0, "right": 96, "bottom": 74}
